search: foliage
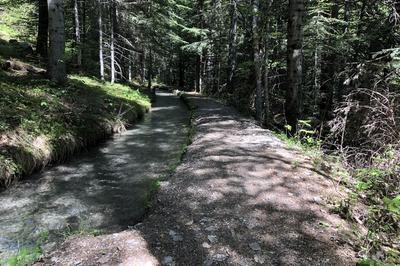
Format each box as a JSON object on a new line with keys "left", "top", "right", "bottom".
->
{"left": 3, "top": 230, "right": 49, "bottom": 266}
{"left": 0, "top": 0, "right": 36, "bottom": 41}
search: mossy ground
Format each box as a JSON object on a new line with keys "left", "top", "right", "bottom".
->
{"left": 0, "top": 71, "right": 150, "bottom": 187}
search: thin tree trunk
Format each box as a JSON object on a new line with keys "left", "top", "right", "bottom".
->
{"left": 314, "top": 45, "right": 321, "bottom": 109}
{"left": 179, "top": 52, "right": 185, "bottom": 90}
{"left": 253, "top": 0, "right": 263, "bottom": 122}
{"left": 227, "top": 0, "right": 238, "bottom": 92}
{"left": 74, "top": 0, "right": 82, "bottom": 68}
{"left": 110, "top": 4, "right": 115, "bottom": 84}
{"left": 285, "top": 0, "right": 305, "bottom": 133}
{"left": 37, "top": 0, "right": 48, "bottom": 58}
{"left": 344, "top": 0, "right": 351, "bottom": 32}
{"left": 263, "top": 0, "right": 273, "bottom": 126}
{"left": 98, "top": 0, "right": 104, "bottom": 80}
{"left": 320, "top": 0, "right": 339, "bottom": 123}
{"left": 81, "top": 0, "right": 86, "bottom": 45}
{"left": 140, "top": 51, "right": 146, "bottom": 84}
{"left": 128, "top": 53, "right": 132, "bottom": 82}
{"left": 148, "top": 48, "right": 153, "bottom": 94}
{"left": 47, "top": 0, "right": 66, "bottom": 84}
{"left": 195, "top": 55, "right": 201, "bottom": 92}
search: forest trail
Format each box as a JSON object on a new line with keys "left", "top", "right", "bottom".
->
{"left": 38, "top": 94, "right": 356, "bottom": 266}
{"left": 0, "top": 92, "right": 189, "bottom": 261}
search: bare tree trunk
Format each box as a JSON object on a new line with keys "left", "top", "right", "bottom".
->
{"left": 285, "top": 0, "right": 305, "bottom": 133}
{"left": 227, "top": 0, "right": 238, "bottom": 92}
{"left": 37, "top": 0, "right": 48, "bottom": 58}
{"left": 320, "top": 0, "right": 339, "bottom": 123}
{"left": 253, "top": 0, "right": 263, "bottom": 122}
{"left": 98, "top": 0, "right": 104, "bottom": 80}
{"left": 344, "top": 0, "right": 351, "bottom": 32}
{"left": 263, "top": 0, "right": 273, "bottom": 126}
{"left": 179, "top": 52, "right": 185, "bottom": 90}
{"left": 110, "top": 4, "right": 115, "bottom": 84}
{"left": 199, "top": 54, "right": 203, "bottom": 93}
{"left": 128, "top": 53, "right": 133, "bottom": 82}
{"left": 140, "top": 51, "right": 146, "bottom": 84}
{"left": 47, "top": 0, "right": 66, "bottom": 84}
{"left": 74, "top": 0, "right": 82, "bottom": 68}
{"left": 195, "top": 55, "right": 200, "bottom": 92}
{"left": 314, "top": 45, "right": 321, "bottom": 109}
{"left": 148, "top": 48, "right": 154, "bottom": 94}
{"left": 81, "top": 0, "right": 86, "bottom": 45}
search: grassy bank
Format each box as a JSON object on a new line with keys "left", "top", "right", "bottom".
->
{"left": 0, "top": 71, "right": 151, "bottom": 188}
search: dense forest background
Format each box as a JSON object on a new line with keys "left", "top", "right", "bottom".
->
{"left": 0, "top": 0, "right": 399, "bottom": 264}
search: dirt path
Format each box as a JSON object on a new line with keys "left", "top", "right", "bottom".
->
{"left": 37, "top": 94, "right": 355, "bottom": 266}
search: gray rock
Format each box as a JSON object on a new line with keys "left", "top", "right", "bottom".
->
{"left": 207, "top": 235, "right": 218, "bottom": 243}
{"left": 202, "top": 242, "right": 211, "bottom": 249}
{"left": 313, "top": 196, "right": 323, "bottom": 204}
{"left": 213, "top": 253, "right": 227, "bottom": 262}
{"left": 169, "top": 230, "right": 183, "bottom": 242}
{"left": 162, "top": 256, "right": 175, "bottom": 265}
{"left": 249, "top": 242, "right": 262, "bottom": 251}
{"left": 254, "top": 254, "right": 266, "bottom": 264}
{"left": 205, "top": 225, "right": 217, "bottom": 232}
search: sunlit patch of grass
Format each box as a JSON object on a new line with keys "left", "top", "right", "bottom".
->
{"left": 4, "top": 246, "right": 42, "bottom": 266}
{"left": 0, "top": 1, "right": 36, "bottom": 42}
{"left": 2, "top": 230, "right": 49, "bottom": 266}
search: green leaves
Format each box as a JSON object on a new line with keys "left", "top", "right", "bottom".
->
{"left": 384, "top": 195, "right": 400, "bottom": 217}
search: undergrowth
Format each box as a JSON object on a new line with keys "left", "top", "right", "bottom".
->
{"left": 2, "top": 231, "right": 49, "bottom": 266}
{"left": 0, "top": 0, "right": 36, "bottom": 42}
{"left": 275, "top": 122, "right": 400, "bottom": 265}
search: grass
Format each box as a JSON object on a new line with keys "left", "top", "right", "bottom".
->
{"left": 3, "top": 247, "right": 42, "bottom": 266}
{"left": 0, "top": 71, "right": 150, "bottom": 187}
{"left": 2, "top": 230, "right": 49, "bottom": 266}
{"left": 58, "top": 223, "right": 103, "bottom": 239}
{"left": 0, "top": 0, "right": 36, "bottom": 42}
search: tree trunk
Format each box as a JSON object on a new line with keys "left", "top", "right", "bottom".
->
{"left": 262, "top": 0, "right": 273, "bottom": 126}
{"left": 37, "top": 0, "right": 48, "bottom": 58}
{"left": 74, "top": 0, "right": 82, "bottom": 68}
{"left": 128, "top": 53, "right": 133, "bottom": 82}
{"left": 178, "top": 53, "right": 185, "bottom": 90}
{"left": 227, "top": 0, "right": 238, "bottom": 92}
{"left": 148, "top": 48, "right": 154, "bottom": 94}
{"left": 98, "top": 0, "right": 104, "bottom": 80}
{"left": 110, "top": 5, "right": 115, "bottom": 84}
{"left": 252, "top": 0, "right": 263, "bottom": 122}
{"left": 140, "top": 51, "right": 146, "bottom": 84}
{"left": 285, "top": 0, "right": 305, "bottom": 133}
{"left": 195, "top": 55, "right": 201, "bottom": 92}
{"left": 319, "top": 0, "right": 339, "bottom": 123}
{"left": 47, "top": 0, "right": 66, "bottom": 84}
{"left": 314, "top": 45, "right": 321, "bottom": 109}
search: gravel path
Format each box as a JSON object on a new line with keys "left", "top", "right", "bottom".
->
{"left": 38, "top": 94, "right": 355, "bottom": 266}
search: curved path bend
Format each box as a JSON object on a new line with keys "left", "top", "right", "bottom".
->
{"left": 38, "top": 94, "right": 355, "bottom": 266}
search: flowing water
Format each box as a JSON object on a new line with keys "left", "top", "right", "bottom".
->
{"left": 0, "top": 92, "right": 189, "bottom": 259}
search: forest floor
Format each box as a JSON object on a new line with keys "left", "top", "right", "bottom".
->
{"left": 36, "top": 94, "right": 357, "bottom": 266}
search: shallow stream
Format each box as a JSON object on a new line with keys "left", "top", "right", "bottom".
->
{"left": 0, "top": 92, "right": 189, "bottom": 259}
